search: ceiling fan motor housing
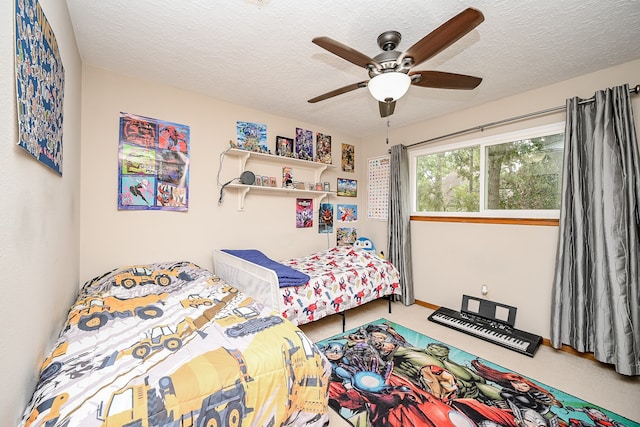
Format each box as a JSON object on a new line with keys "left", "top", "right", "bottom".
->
{"left": 377, "top": 30, "right": 401, "bottom": 51}
{"left": 371, "top": 51, "right": 409, "bottom": 78}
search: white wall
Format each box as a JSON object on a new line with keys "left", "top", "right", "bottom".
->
{"left": 0, "top": 0, "right": 82, "bottom": 423}
{"left": 79, "top": 65, "right": 364, "bottom": 283}
{"left": 359, "top": 58, "right": 640, "bottom": 339}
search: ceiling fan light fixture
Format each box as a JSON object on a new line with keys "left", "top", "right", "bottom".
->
{"left": 367, "top": 72, "right": 411, "bottom": 102}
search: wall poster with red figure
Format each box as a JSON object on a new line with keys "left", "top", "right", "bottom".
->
{"left": 319, "top": 203, "right": 334, "bottom": 234}
{"left": 118, "top": 112, "right": 190, "bottom": 211}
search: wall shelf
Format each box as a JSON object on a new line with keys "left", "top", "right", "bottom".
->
{"left": 226, "top": 183, "right": 332, "bottom": 210}
{"left": 223, "top": 148, "right": 336, "bottom": 211}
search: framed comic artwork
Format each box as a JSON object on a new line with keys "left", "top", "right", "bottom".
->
{"left": 276, "top": 136, "right": 294, "bottom": 157}
{"left": 337, "top": 178, "right": 357, "bottom": 197}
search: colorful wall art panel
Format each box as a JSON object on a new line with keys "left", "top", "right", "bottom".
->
{"left": 341, "top": 143, "right": 355, "bottom": 173}
{"left": 296, "top": 198, "right": 313, "bottom": 228}
{"left": 15, "top": 0, "right": 65, "bottom": 175}
{"left": 337, "top": 227, "right": 357, "bottom": 246}
{"left": 295, "top": 128, "right": 314, "bottom": 161}
{"left": 337, "top": 204, "right": 358, "bottom": 222}
{"left": 319, "top": 203, "right": 334, "bottom": 234}
{"left": 118, "top": 113, "right": 190, "bottom": 211}
{"left": 236, "top": 121, "right": 267, "bottom": 152}
{"left": 316, "top": 132, "right": 332, "bottom": 164}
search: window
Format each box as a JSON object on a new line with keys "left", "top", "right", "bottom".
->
{"left": 410, "top": 123, "right": 564, "bottom": 219}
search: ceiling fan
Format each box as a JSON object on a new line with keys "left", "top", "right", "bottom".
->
{"left": 308, "top": 8, "right": 485, "bottom": 118}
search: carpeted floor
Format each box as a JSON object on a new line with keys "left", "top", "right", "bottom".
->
{"left": 299, "top": 300, "right": 640, "bottom": 427}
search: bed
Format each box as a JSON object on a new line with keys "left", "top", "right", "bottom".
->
{"left": 213, "top": 246, "right": 401, "bottom": 328}
{"left": 20, "top": 261, "right": 330, "bottom": 427}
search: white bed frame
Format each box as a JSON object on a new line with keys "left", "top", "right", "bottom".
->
{"left": 212, "top": 249, "right": 392, "bottom": 330}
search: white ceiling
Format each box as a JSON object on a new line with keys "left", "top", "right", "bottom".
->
{"left": 65, "top": 0, "right": 640, "bottom": 138}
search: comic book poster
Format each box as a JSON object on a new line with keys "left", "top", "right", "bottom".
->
{"left": 236, "top": 121, "right": 267, "bottom": 152}
{"left": 296, "top": 198, "right": 313, "bottom": 228}
{"left": 319, "top": 203, "right": 334, "bottom": 234}
{"left": 118, "top": 113, "right": 190, "bottom": 211}
{"left": 282, "top": 166, "right": 293, "bottom": 188}
{"left": 337, "top": 204, "right": 358, "bottom": 222}
{"left": 337, "top": 227, "right": 357, "bottom": 246}
{"left": 316, "top": 132, "right": 332, "bottom": 164}
{"left": 342, "top": 143, "right": 355, "bottom": 172}
{"left": 276, "top": 136, "right": 294, "bottom": 157}
{"left": 15, "top": 0, "right": 64, "bottom": 175}
{"left": 295, "top": 128, "right": 314, "bottom": 161}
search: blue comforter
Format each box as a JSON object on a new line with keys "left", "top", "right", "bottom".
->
{"left": 222, "top": 249, "right": 310, "bottom": 287}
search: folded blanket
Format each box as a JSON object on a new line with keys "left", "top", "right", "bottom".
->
{"left": 222, "top": 249, "right": 310, "bottom": 287}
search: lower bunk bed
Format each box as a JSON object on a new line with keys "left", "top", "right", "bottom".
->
{"left": 20, "top": 261, "right": 330, "bottom": 427}
{"left": 213, "top": 246, "right": 401, "bottom": 329}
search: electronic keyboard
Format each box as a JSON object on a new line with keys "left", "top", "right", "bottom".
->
{"left": 428, "top": 306, "right": 542, "bottom": 357}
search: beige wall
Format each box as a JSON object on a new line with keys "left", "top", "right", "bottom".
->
{"left": 79, "top": 65, "right": 363, "bottom": 283}
{"left": 1, "top": 0, "right": 82, "bottom": 423}
{"left": 360, "top": 58, "right": 640, "bottom": 339}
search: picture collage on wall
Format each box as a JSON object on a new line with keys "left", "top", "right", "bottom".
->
{"left": 229, "top": 120, "right": 362, "bottom": 244}
{"left": 118, "top": 112, "right": 190, "bottom": 211}
{"left": 231, "top": 121, "right": 335, "bottom": 165}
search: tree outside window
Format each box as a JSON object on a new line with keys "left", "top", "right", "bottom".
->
{"left": 412, "top": 123, "right": 564, "bottom": 218}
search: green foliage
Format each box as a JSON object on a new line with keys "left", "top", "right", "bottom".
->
{"left": 487, "top": 135, "right": 563, "bottom": 210}
{"left": 416, "top": 146, "right": 479, "bottom": 212}
{"left": 415, "top": 133, "right": 563, "bottom": 213}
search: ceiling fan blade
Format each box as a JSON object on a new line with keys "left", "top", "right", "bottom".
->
{"left": 410, "top": 71, "right": 482, "bottom": 89}
{"left": 312, "top": 37, "right": 380, "bottom": 69}
{"left": 401, "top": 8, "right": 484, "bottom": 68}
{"left": 308, "top": 81, "right": 368, "bottom": 103}
{"left": 379, "top": 101, "right": 396, "bottom": 118}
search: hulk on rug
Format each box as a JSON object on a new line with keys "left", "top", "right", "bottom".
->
{"left": 316, "top": 318, "right": 637, "bottom": 427}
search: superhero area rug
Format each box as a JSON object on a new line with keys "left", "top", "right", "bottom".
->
{"left": 315, "top": 319, "right": 638, "bottom": 427}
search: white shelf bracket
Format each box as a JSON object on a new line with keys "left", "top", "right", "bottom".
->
{"left": 236, "top": 150, "right": 250, "bottom": 174}
{"left": 314, "top": 164, "right": 328, "bottom": 183}
{"left": 237, "top": 186, "right": 250, "bottom": 211}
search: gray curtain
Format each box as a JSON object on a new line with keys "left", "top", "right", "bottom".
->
{"left": 387, "top": 144, "right": 415, "bottom": 305}
{"left": 551, "top": 84, "right": 640, "bottom": 376}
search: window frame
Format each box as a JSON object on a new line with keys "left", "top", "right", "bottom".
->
{"left": 409, "top": 122, "right": 565, "bottom": 219}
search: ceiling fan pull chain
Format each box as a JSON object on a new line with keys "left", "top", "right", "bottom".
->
{"left": 386, "top": 120, "right": 390, "bottom": 144}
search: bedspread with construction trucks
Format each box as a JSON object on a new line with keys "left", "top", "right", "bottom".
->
{"left": 19, "top": 261, "right": 330, "bottom": 427}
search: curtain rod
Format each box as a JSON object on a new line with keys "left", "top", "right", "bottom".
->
{"left": 404, "top": 83, "right": 640, "bottom": 150}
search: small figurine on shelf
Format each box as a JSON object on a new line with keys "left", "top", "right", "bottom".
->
{"left": 229, "top": 140, "right": 238, "bottom": 148}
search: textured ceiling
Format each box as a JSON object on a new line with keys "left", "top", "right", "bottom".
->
{"left": 65, "top": 0, "right": 640, "bottom": 137}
